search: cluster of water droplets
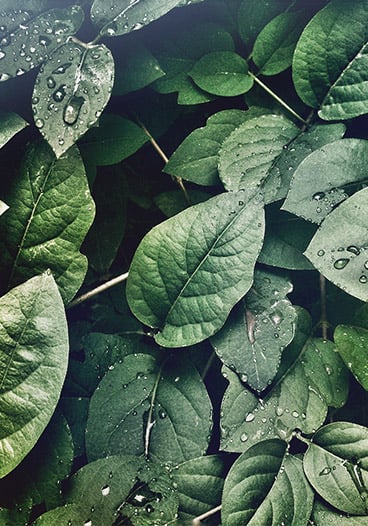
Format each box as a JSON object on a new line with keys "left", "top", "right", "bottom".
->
{"left": 311, "top": 186, "right": 348, "bottom": 220}
{"left": 317, "top": 244, "right": 368, "bottom": 285}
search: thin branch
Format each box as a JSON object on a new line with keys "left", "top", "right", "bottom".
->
{"left": 192, "top": 505, "right": 222, "bottom": 525}
{"left": 249, "top": 72, "right": 308, "bottom": 125}
{"left": 67, "top": 272, "right": 129, "bottom": 309}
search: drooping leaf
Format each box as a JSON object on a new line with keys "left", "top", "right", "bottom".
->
{"left": 293, "top": 0, "right": 368, "bottom": 120}
{"left": 0, "top": 272, "right": 68, "bottom": 478}
{"left": 32, "top": 41, "right": 114, "bottom": 158}
{"left": 126, "top": 191, "right": 265, "bottom": 347}
{"left": 304, "top": 422, "right": 368, "bottom": 515}
{"left": 335, "top": 325, "right": 368, "bottom": 391}
{"left": 304, "top": 187, "right": 368, "bottom": 302}
{"left": 313, "top": 500, "right": 368, "bottom": 525}
{"left": 0, "top": 141, "right": 95, "bottom": 303}
{"left": 0, "top": 5, "right": 84, "bottom": 82}
{"left": 0, "top": 112, "right": 28, "bottom": 149}
{"left": 190, "top": 51, "right": 253, "bottom": 97}
{"left": 283, "top": 139, "right": 368, "bottom": 224}
{"left": 218, "top": 114, "right": 299, "bottom": 193}
{"left": 211, "top": 269, "right": 297, "bottom": 392}
{"left": 221, "top": 439, "right": 314, "bottom": 525}
{"left": 86, "top": 353, "right": 212, "bottom": 465}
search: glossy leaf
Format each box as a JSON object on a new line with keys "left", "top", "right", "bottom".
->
{"left": 293, "top": 0, "right": 368, "bottom": 120}
{"left": 0, "top": 273, "right": 68, "bottom": 478}
{"left": 335, "top": 325, "right": 368, "bottom": 391}
{"left": 218, "top": 114, "right": 299, "bottom": 193}
{"left": 0, "top": 5, "right": 84, "bottom": 82}
{"left": 211, "top": 269, "right": 297, "bottom": 392}
{"left": 32, "top": 41, "right": 114, "bottom": 158}
{"left": 0, "top": 112, "right": 28, "bottom": 149}
{"left": 126, "top": 191, "right": 265, "bottom": 347}
{"left": 222, "top": 439, "right": 314, "bottom": 525}
{"left": 283, "top": 139, "right": 368, "bottom": 224}
{"left": 304, "top": 187, "right": 368, "bottom": 302}
{"left": 0, "top": 141, "right": 95, "bottom": 303}
{"left": 313, "top": 500, "right": 368, "bottom": 525}
{"left": 304, "top": 422, "right": 368, "bottom": 515}
{"left": 86, "top": 353, "right": 212, "bottom": 464}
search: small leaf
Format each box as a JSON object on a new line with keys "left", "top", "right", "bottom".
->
{"left": 335, "top": 325, "right": 368, "bottom": 391}
{"left": 283, "top": 139, "right": 368, "bottom": 224}
{"left": 190, "top": 51, "right": 253, "bottom": 97}
{"left": 304, "top": 422, "right": 368, "bottom": 515}
{"left": 0, "top": 273, "right": 68, "bottom": 478}
{"left": 0, "top": 5, "right": 84, "bottom": 82}
{"left": 0, "top": 112, "right": 28, "bottom": 149}
{"left": 126, "top": 191, "right": 265, "bottom": 347}
{"left": 304, "top": 187, "right": 368, "bottom": 302}
{"left": 0, "top": 141, "right": 95, "bottom": 303}
{"left": 221, "top": 439, "right": 314, "bottom": 525}
{"left": 32, "top": 41, "right": 114, "bottom": 158}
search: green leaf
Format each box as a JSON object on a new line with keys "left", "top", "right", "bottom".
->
{"left": 126, "top": 191, "right": 265, "bottom": 347}
{"left": 218, "top": 114, "right": 299, "bottom": 193}
{"left": 221, "top": 439, "right": 314, "bottom": 525}
{"left": 59, "top": 396, "right": 89, "bottom": 458}
{"left": 304, "top": 422, "right": 368, "bottom": 515}
{"left": 335, "top": 325, "right": 368, "bottom": 391}
{"left": 0, "top": 112, "right": 28, "bottom": 149}
{"left": 190, "top": 51, "right": 253, "bottom": 97}
{"left": 304, "top": 187, "right": 368, "bottom": 302}
{"left": 252, "top": 10, "right": 310, "bottom": 76}
{"left": 293, "top": 0, "right": 368, "bottom": 120}
{"left": 211, "top": 269, "right": 297, "bottom": 392}
{"left": 32, "top": 41, "right": 114, "bottom": 158}
{"left": 86, "top": 353, "right": 212, "bottom": 464}
{"left": 0, "top": 5, "right": 84, "bottom": 82}
{"left": 283, "top": 139, "right": 368, "bottom": 224}
{"left": 154, "top": 189, "right": 211, "bottom": 217}
{"left": 0, "top": 141, "right": 95, "bottom": 303}
{"left": 313, "top": 500, "right": 368, "bottom": 525}
{"left": 79, "top": 113, "right": 148, "bottom": 167}
{"left": 0, "top": 272, "right": 68, "bottom": 478}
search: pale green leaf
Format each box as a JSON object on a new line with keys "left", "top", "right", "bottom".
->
{"left": 86, "top": 353, "right": 212, "bottom": 464}
{"left": 335, "top": 325, "right": 368, "bottom": 391}
{"left": 222, "top": 439, "right": 314, "bottom": 526}
{"left": 313, "top": 500, "right": 368, "bottom": 525}
{"left": 0, "top": 5, "right": 84, "bottom": 82}
{"left": 211, "top": 269, "right": 297, "bottom": 392}
{"left": 0, "top": 112, "right": 28, "bottom": 149}
{"left": 126, "top": 191, "right": 265, "bottom": 347}
{"left": 218, "top": 114, "right": 299, "bottom": 193}
{"left": 293, "top": 0, "right": 368, "bottom": 120}
{"left": 0, "top": 141, "right": 95, "bottom": 303}
{"left": 0, "top": 273, "right": 68, "bottom": 478}
{"left": 283, "top": 139, "right": 368, "bottom": 224}
{"left": 304, "top": 422, "right": 368, "bottom": 515}
{"left": 33, "top": 41, "right": 114, "bottom": 158}
{"left": 304, "top": 187, "right": 368, "bottom": 302}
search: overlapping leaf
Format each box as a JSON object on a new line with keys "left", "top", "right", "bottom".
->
{"left": 335, "top": 325, "right": 368, "bottom": 391}
{"left": 33, "top": 41, "right": 114, "bottom": 158}
{"left": 126, "top": 191, "right": 265, "bottom": 347}
{"left": 0, "top": 141, "right": 95, "bottom": 303}
{"left": 0, "top": 273, "right": 68, "bottom": 478}
{"left": 0, "top": 112, "right": 28, "bottom": 149}
{"left": 313, "top": 501, "right": 368, "bottom": 525}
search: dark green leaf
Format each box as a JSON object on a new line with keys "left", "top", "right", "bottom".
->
{"left": 221, "top": 439, "right": 314, "bottom": 525}
{"left": 0, "top": 112, "right": 28, "bottom": 149}
{"left": 154, "top": 189, "right": 211, "bottom": 217}
{"left": 304, "top": 422, "right": 368, "bottom": 515}
{"left": 0, "top": 141, "right": 95, "bottom": 303}
{"left": 0, "top": 272, "right": 68, "bottom": 478}
{"left": 335, "top": 325, "right": 368, "bottom": 391}
{"left": 59, "top": 396, "right": 89, "bottom": 458}
{"left": 126, "top": 191, "right": 265, "bottom": 347}
{"left": 0, "top": 6, "right": 84, "bottom": 82}
{"left": 304, "top": 187, "right": 368, "bottom": 302}
{"left": 313, "top": 500, "right": 368, "bottom": 525}
{"left": 33, "top": 41, "right": 114, "bottom": 158}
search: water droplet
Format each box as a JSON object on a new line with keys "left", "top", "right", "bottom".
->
{"left": 317, "top": 250, "right": 325, "bottom": 257}
{"left": 47, "top": 76, "right": 56, "bottom": 88}
{"left": 35, "top": 118, "right": 44, "bottom": 129}
{"left": 292, "top": 411, "right": 299, "bottom": 418}
{"left": 359, "top": 275, "right": 368, "bottom": 284}
{"left": 53, "top": 84, "right": 67, "bottom": 102}
{"left": 0, "top": 73, "right": 10, "bottom": 82}
{"left": 0, "top": 36, "right": 11, "bottom": 47}
{"left": 16, "top": 68, "right": 26, "bottom": 76}
{"left": 101, "top": 485, "right": 110, "bottom": 496}
{"left": 105, "top": 21, "right": 118, "bottom": 36}
{"left": 58, "top": 137, "right": 64, "bottom": 146}
{"left": 245, "top": 412, "right": 255, "bottom": 422}
{"left": 84, "top": 521, "right": 92, "bottom": 526}
{"left": 158, "top": 409, "right": 166, "bottom": 419}
{"left": 347, "top": 245, "right": 360, "bottom": 256}
{"left": 0, "top": 51, "right": 5, "bottom": 60}
{"left": 52, "top": 62, "right": 72, "bottom": 75}
{"left": 313, "top": 192, "right": 326, "bottom": 201}
{"left": 276, "top": 407, "right": 284, "bottom": 416}
{"left": 145, "top": 504, "right": 154, "bottom": 513}
{"left": 319, "top": 467, "right": 331, "bottom": 476}
{"left": 334, "top": 258, "right": 349, "bottom": 270}
{"left": 240, "top": 433, "right": 248, "bottom": 442}
{"left": 240, "top": 374, "right": 248, "bottom": 383}
{"left": 39, "top": 35, "right": 51, "bottom": 46}
{"left": 32, "top": 96, "right": 39, "bottom": 104}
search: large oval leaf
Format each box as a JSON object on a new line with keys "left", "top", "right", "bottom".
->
{"left": 0, "top": 272, "right": 68, "bottom": 478}
{"left": 304, "top": 187, "right": 368, "bottom": 302}
{"left": 0, "top": 141, "right": 95, "bottom": 303}
{"left": 126, "top": 191, "right": 265, "bottom": 347}
{"left": 32, "top": 41, "right": 114, "bottom": 158}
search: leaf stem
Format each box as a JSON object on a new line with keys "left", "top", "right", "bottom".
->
{"left": 192, "top": 505, "right": 222, "bottom": 525}
{"left": 249, "top": 72, "right": 307, "bottom": 125}
{"left": 67, "top": 271, "right": 129, "bottom": 308}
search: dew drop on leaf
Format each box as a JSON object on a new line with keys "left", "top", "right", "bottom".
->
{"left": 52, "top": 62, "right": 72, "bottom": 75}
{"left": 158, "top": 409, "right": 166, "bottom": 419}
{"left": 145, "top": 504, "right": 154, "bottom": 513}
{"left": 35, "top": 118, "right": 44, "bottom": 129}
{"left": 240, "top": 433, "right": 248, "bottom": 442}
{"left": 245, "top": 412, "right": 255, "bottom": 422}
{"left": 347, "top": 245, "right": 360, "bottom": 255}
{"left": 313, "top": 191, "right": 326, "bottom": 201}
{"left": 317, "top": 250, "right": 325, "bottom": 256}
{"left": 334, "top": 258, "right": 349, "bottom": 270}
{"left": 53, "top": 85, "right": 67, "bottom": 102}
{"left": 319, "top": 467, "right": 331, "bottom": 476}
{"left": 0, "top": 73, "right": 10, "bottom": 82}
{"left": 0, "top": 51, "right": 5, "bottom": 60}
{"left": 359, "top": 275, "right": 368, "bottom": 284}
{"left": 47, "top": 76, "right": 56, "bottom": 88}
{"left": 101, "top": 485, "right": 110, "bottom": 496}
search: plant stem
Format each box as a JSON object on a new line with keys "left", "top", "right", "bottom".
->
{"left": 249, "top": 72, "right": 307, "bottom": 125}
{"left": 67, "top": 271, "right": 129, "bottom": 308}
{"left": 192, "top": 505, "right": 222, "bottom": 525}
{"left": 319, "top": 274, "right": 328, "bottom": 340}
